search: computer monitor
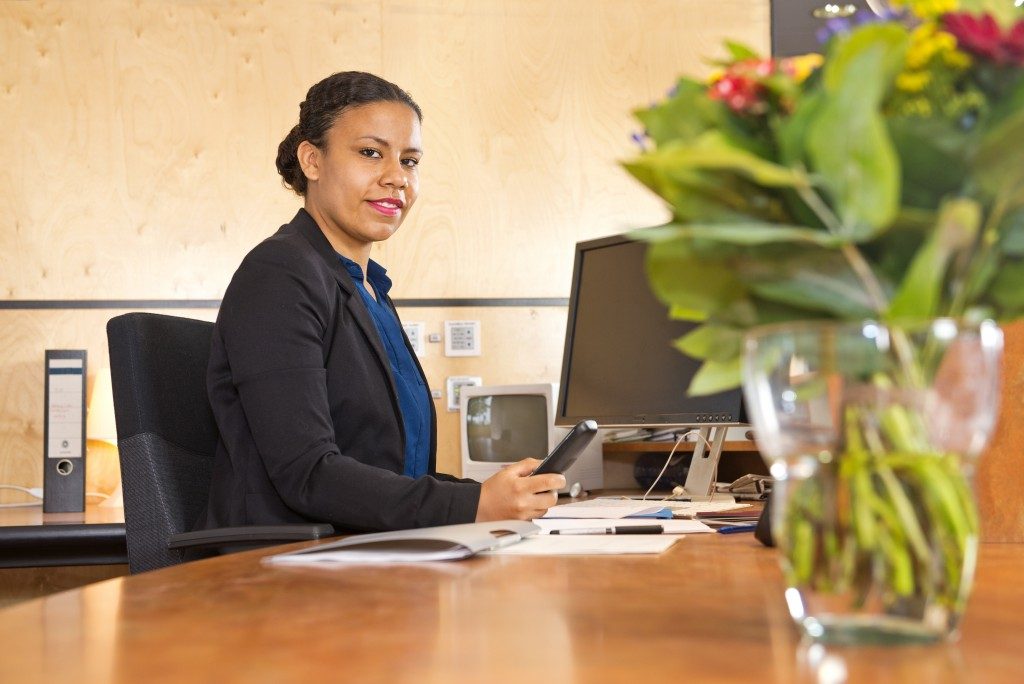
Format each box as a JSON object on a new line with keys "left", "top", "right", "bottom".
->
{"left": 459, "top": 383, "right": 603, "bottom": 495}
{"left": 556, "top": 234, "right": 746, "bottom": 499}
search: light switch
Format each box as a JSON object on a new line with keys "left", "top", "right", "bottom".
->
{"left": 444, "top": 320, "right": 481, "bottom": 357}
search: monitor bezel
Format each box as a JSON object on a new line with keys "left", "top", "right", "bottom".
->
{"left": 555, "top": 234, "right": 745, "bottom": 429}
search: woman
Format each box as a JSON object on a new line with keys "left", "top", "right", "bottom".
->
{"left": 196, "top": 72, "right": 564, "bottom": 533}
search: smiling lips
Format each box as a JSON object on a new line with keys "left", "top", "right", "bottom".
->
{"left": 367, "top": 198, "right": 404, "bottom": 217}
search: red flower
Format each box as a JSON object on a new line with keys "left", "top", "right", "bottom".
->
{"left": 943, "top": 12, "right": 1024, "bottom": 66}
{"left": 709, "top": 74, "right": 766, "bottom": 114}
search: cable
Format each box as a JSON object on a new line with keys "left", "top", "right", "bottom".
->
{"left": 638, "top": 429, "right": 717, "bottom": 502}
{"left": 0, "top": 484, "right": 44, "bottom": 508}
{"left": 640, "top": 433, "right": 688, "bottom": 501}
{"left": 0, "top": 485, "right": 110, "bottom": 507}
{"left": 0, "top": 484, "right": 43, "bottom": 499}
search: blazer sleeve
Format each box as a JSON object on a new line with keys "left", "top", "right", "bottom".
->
{"left": 215, "top": 240, "right": 480, "bottom": 530}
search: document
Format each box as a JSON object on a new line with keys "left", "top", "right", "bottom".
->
{"left": 533, "top": 518, "right": 714, "bottom": 535}
{"left": 263, "top": 521, "right": 539, "bottom": 564}
{"left": 482, "top": 535, "right": 678, "bottom": 556}
{"left": 541, "top": 500, "right": 669, "bottom": 519}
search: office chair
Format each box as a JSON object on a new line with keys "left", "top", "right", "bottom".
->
{"left": 106, "top": 312, "right": 333, "bottom": 574}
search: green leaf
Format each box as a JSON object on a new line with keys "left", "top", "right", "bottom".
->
{"left": 625, "top": 157, "right": 794, "bottom": 223}
{"left": 887, "top": 198, "right": 982, "bottom": 319}
{"left": 645, "top": 132, "right": 810, "bottom": 188}
{"left": 888, "top": 116, "right": 972, "bottom": 210}
{"left": 633, "top": 222, "right": 844, "bottom": 247}
{"left": 989, "top": 260, "right": 1024, "bottom": 313}
{"left": 687, "top": 357, "right": 742, "bottom": 396}
{"left": 674, "top": 324, "right": 743, "bottom": 363}
{"left": 1000, "top": 209, "right": 1024, "bottom": 256}
{"left": 805, "top": 24, "right": 909, "bottom": 239}
{"left": 723, "top": 41, "right": 760, "bottom": 61}
{"left": 634, "top": 79, "right": 718, "bottom": 147}
{"left": 645, "top": 239, "right": 744, "bottom": 317}
{"left": 742, "top": 250, "right": 880, "bottom": 318}
{"left": 975, "top": 103, "right": 1024, "bottom": 205}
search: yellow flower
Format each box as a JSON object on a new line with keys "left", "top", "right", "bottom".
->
{"left": 888, "top": 0, "right": 958, "bottom": 20}
{"left": 896, "top": 70, "right": 932, "bottom": 92}
{"left": 784, "top": 54, "right": 824, "bottom": 83}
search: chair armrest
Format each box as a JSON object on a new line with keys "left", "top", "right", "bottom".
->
{"left": 167, "top": 524, "right": 335, "bottom": 551}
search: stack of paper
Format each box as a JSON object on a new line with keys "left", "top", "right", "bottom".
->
{"left": 541, "top": 500, "right": 671, "bottom": 519}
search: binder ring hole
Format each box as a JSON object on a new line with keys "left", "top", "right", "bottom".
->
{"left": 56, "top": 459, "right": 74, "bottom": 476}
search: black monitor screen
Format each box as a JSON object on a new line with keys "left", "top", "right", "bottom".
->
{"left": 556, "top": 235, "right": 743, "bottom": 427}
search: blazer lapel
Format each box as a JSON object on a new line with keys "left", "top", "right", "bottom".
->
{"left": 288, "top": 209, "right": 399, "bottom": 402}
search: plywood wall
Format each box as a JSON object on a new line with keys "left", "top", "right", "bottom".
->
{"left": 0, "top": 0, "right": 770, "bottom": 501}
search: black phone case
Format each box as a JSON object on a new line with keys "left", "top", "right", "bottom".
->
{"left": 531, "top": 420, "right": 598, "bottom": 475}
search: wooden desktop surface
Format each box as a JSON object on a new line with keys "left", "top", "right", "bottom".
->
{"left": 0, "top": 534, "right": 1020, "bottom": 683}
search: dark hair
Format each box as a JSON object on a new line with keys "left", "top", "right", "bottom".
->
{"left": 275, "top": 71, "right": 423, "bottom": 196}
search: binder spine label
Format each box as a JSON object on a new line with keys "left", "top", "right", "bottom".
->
{"left": 43, "top": 350, "right": 87, "bottom": 513}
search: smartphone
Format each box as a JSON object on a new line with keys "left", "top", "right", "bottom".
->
{"left": 530, "top": 420, "right": 599, "bottom": 476}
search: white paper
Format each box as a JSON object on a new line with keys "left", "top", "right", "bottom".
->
{"left": 532, "top": 518, "right": 714, "bottom": 534}
{"left": 482, "top": 535, "right": 678, "bottom": 556}
{"left": 541, "top": 501, "right": 668, "bottom": 519}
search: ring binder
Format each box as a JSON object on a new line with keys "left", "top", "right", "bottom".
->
{"left": 43, "top": 350, "right": 87, "bottom": 513}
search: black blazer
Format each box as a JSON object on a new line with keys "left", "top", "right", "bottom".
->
{"left": 197, "top": 209, "right": 481, "bottom": 532}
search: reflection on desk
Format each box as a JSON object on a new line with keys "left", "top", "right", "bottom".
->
{"left": 0, "top": 504, "right": 128, "bottom": 607}
{"left": 0, "top": 534, "right": 1020, "bottom": 682}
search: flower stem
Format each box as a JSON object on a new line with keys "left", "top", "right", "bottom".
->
{"left": 948, "top": 191, "right": 1011, "bottom": 318}
{"left": 794, "top": 180, "right": 890, "bottom": 314}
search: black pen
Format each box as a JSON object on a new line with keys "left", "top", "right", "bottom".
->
{"left": 550, "top": 525, "right": 664, "bottom": 535}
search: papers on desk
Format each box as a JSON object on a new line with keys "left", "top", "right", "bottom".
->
{"left": 541, "top": 500, "right": 670, "bottom": 519}
{"left": 482, "top": 535, "right": 678, "bottom": 556}
{"left": 263, "top": 521, "right": 539, "bottom": 564}
{"left": 533, "top": 518, "right": 714, "bottom": 535}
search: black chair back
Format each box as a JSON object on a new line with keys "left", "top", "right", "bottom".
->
{"left": 107, "top": 313, "right": 218, "bottom": 573}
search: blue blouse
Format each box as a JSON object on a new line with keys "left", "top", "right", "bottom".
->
{"left": 337, "top": 254, "right": 431, "bottom": 478}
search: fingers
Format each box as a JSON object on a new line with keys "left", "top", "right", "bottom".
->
{"left": 530, "top": 473, "right": 566, "bottom": 493}
{"left": 505, "top": 458, "right": 542, "bottom": 476}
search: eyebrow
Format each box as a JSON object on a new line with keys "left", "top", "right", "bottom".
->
{"left": 357, "top": 135, "right": 423, "bottom": 155}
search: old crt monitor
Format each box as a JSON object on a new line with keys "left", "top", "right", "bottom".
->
{"left": 459, "top": 383, "right": 603, "bottom": 495}
{"left": 556, "top": 234, "right": 745, "bottom": 499}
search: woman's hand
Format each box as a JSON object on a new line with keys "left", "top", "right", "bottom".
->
{"left": 475, "top": 459, "right": 566, "bottom": 521}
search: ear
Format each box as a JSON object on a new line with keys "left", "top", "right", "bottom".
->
{"left": 297, "top": 140, "right": 321, "bottom": 184}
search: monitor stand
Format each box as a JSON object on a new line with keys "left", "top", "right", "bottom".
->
{"left": 675, "top": 425, "right": 730, "bottom": 502}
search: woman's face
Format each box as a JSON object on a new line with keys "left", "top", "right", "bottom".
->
{"left": 299, "top": 101, "right": 422, "bottom": 255}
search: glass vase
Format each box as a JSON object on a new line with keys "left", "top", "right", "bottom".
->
{"left": 742, "top": 319, "right": 1003, "bottom": 644}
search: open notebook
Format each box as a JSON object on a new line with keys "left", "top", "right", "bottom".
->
{"left": 263, "top": 521, "right": 540, "bottom": 564}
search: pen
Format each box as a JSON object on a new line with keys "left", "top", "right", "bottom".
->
{"left": 550, "top": 525, "right": 664, "bottom": 535}
{"left": 717, "top": 524, "right": 758, "bottom": 534}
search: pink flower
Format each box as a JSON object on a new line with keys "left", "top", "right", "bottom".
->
{"left": 709, "top": 74, "right": 765, "bottom": 114}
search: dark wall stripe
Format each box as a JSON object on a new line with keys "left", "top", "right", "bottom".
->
{"left": 0, "top": 298, "right": 568, "bottom": 310}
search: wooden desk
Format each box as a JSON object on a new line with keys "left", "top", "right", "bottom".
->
{"left": 0, "top": 534, "right": 1019, "bottom": 683}
{"left": 0, "top": 505, "right": 128, "bottom": 606}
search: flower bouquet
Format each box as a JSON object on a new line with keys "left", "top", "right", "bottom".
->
{"left": 624, "top": 0, "right": 1024, "bottom": 643}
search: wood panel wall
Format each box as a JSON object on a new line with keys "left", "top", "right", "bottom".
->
{"left": 0, "top": 0, "right": 771, "bottom": 502}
